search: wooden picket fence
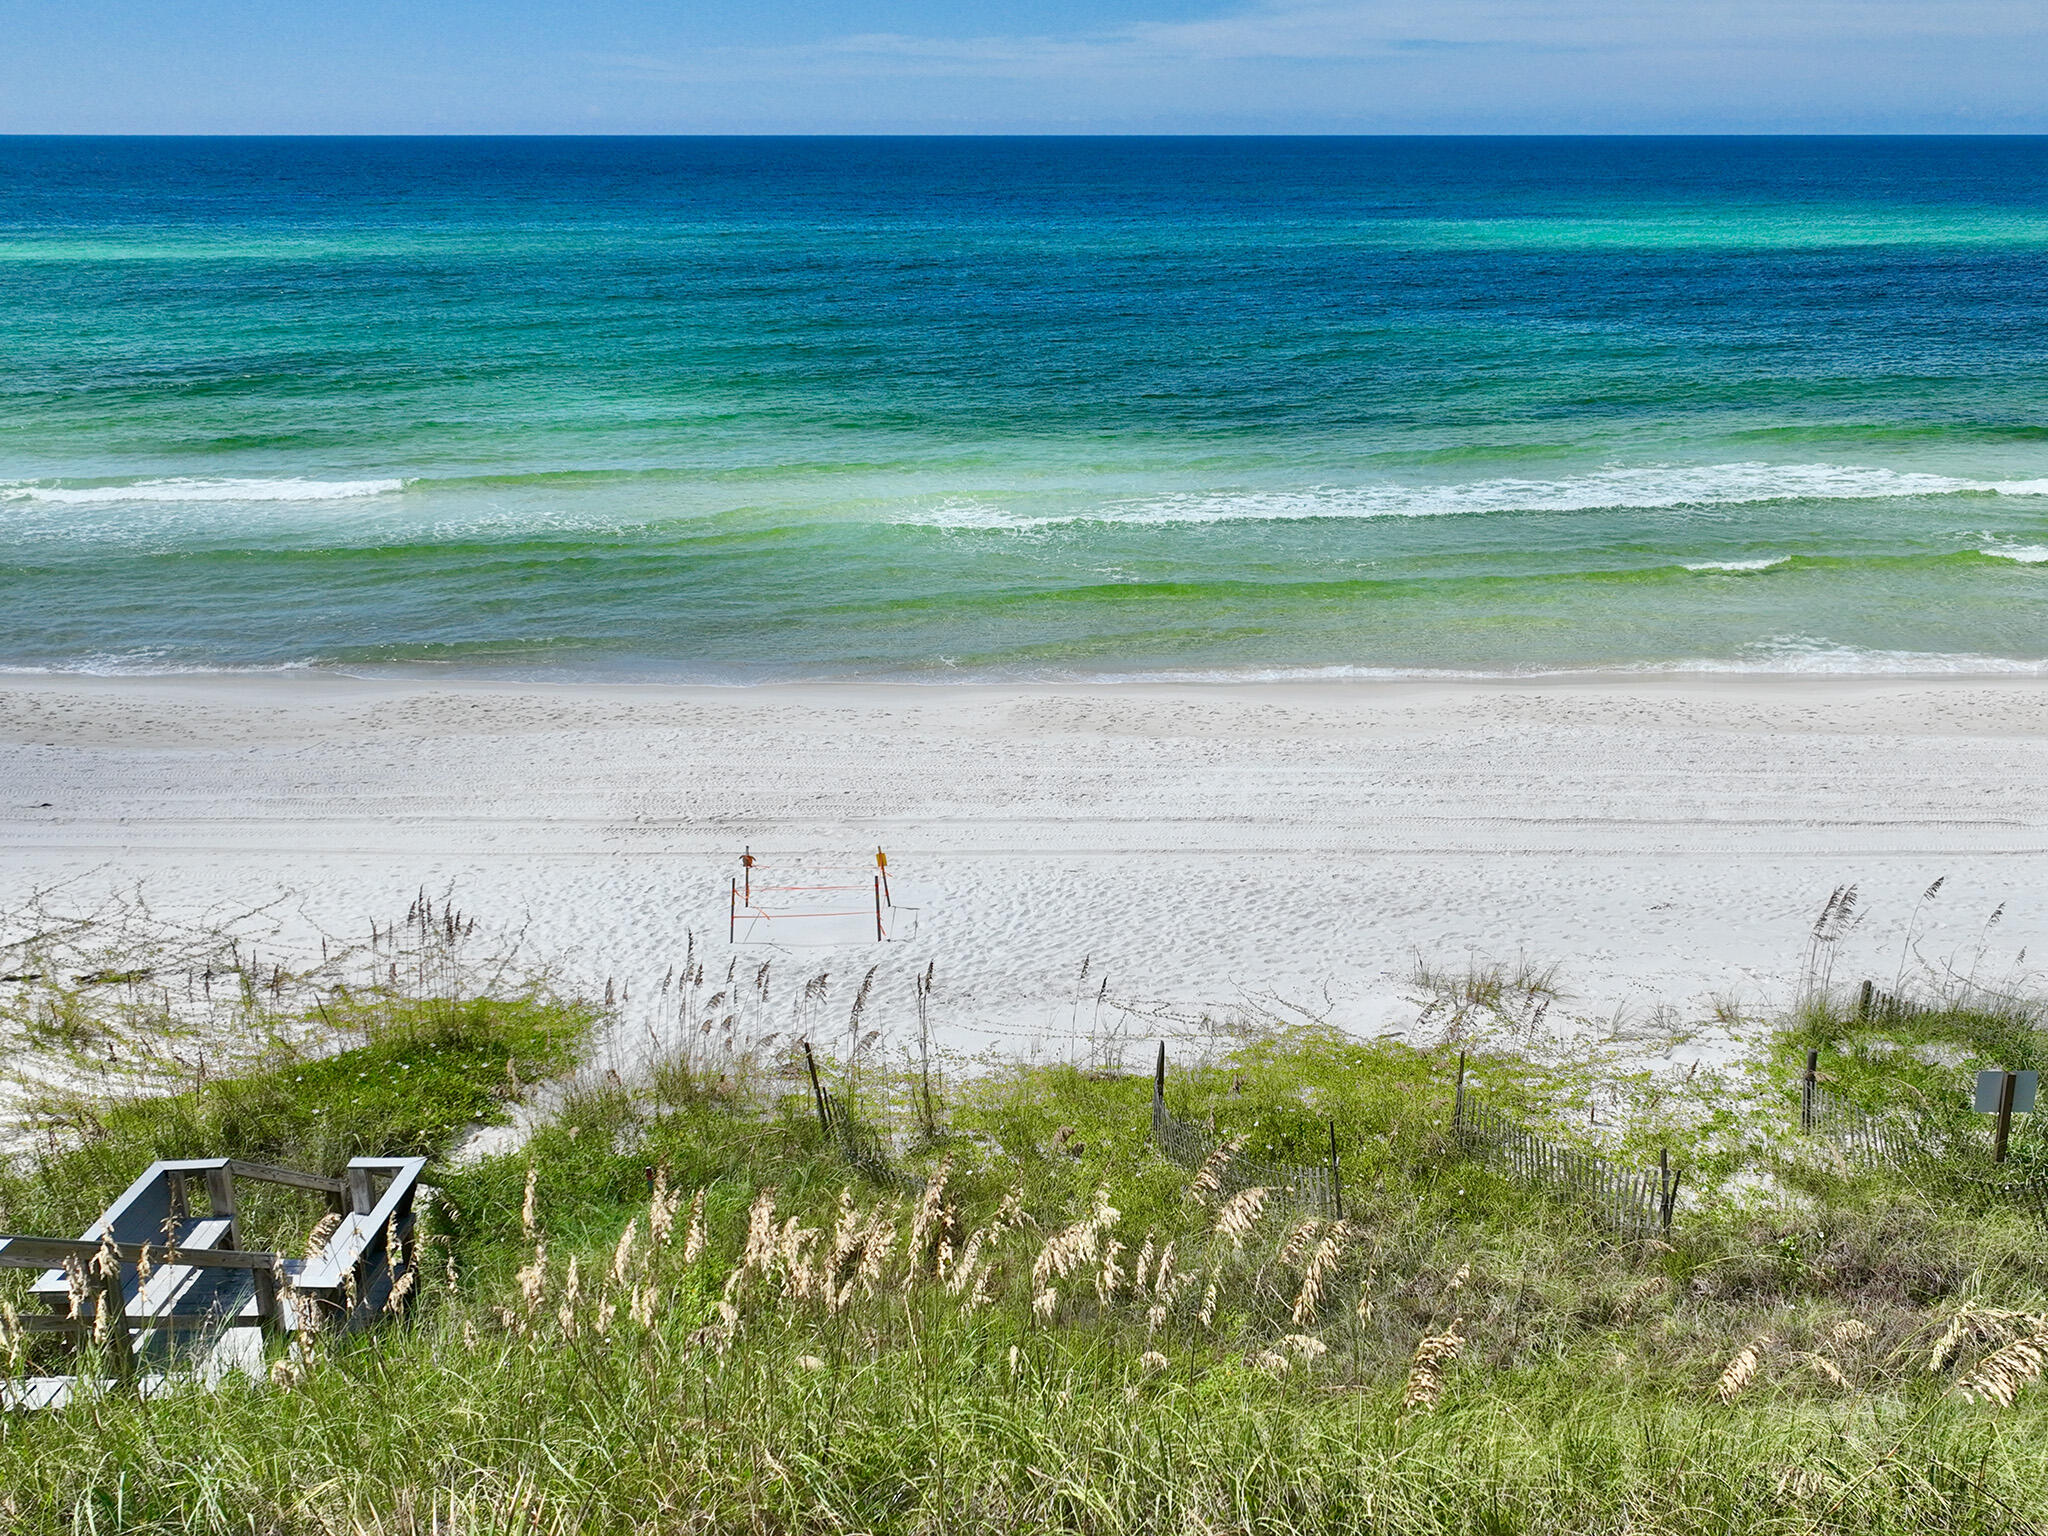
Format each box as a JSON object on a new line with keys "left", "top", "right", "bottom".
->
{"left": 1797, "top": 1062, "right": 1922, "bottom": 1166}
{"left": 1453, "top": 1056, "right": 1678, "bottom": 1238}
{"left": 1149, "top": 1046, "right": 1342, "bottom": 1216}
{"left": 1796, "top": 1050, "right": 2048, "bottom": 1232}
{"left": 1855, "top": 978, "right": 1930, "bottom": 1025}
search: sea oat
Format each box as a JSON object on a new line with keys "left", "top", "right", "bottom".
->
{"left": 1277, "top": 1218, "right": 1321, "bottom": 1269}
{"left": 611, "top": 1218, "right": 640, "bottom": 1287}
{"left": 1140, "top": 1350, "right": 1168, "bottom": 1374}
{"left": 1188, "top": 1137, "right": 1243, "bottom": 1204}
{"left": 1928, "top": 1311, "right": 1974, "bottom": 1373}
{"left": 1032, "top": 1192, "right": 1116, "bottom": 1291}
{"left": 520, "top": 1165, "right": 539, "bottom": 1244}
{"left": 556, "top": 1256, "right": 582, "bottom": 1337}
{"left": 907, "top": 1155, "right": 955, "bottom": 1278}
{"left": 1403, "top": 1319, "right": 1465, "bottom": 1411}
{"left": 854, "top": 1207, "right": 896, "bottom": 1293}
{"left": 946, "top": 1231, "right": 990, "bottom": 1298}
{"left": 1284, "top": 1333, "right": 1328, "bottom": 1362}
{"left": 1927, "top": 1307, "right": 2035, "bottom": 1373}
{"left": 1132, "top": 1235, "right": 1156, "bottom": 1295}
{"left": 517, "top": 1242, "right": 548, "bottom": 1327}
{"left": 1096, "top": 1239, "right": 1127, "bottom": 1305}
{"left": 1614, "top": 1275, "right": 1667, "bottom": 1321}
{"left": 648, "top": 1167, "right": 678, "bottom": 1247}
{"left": 1214, "top": 1187, "right": 1270, "bottom": 1251}
{"left": 683, "top": 1190, "right": 707, "bottom": 1265}
{"left": 1802, "top": 1353, "right": 1849, "bottom": 1390}
{"left": 739, "top": 1188, "right": 782, "bottom": 1279}
{"left": 62, "top": 1257, "right": 87, "bottom": 1321}
{"left": 1955, "top": 1326, "right": 2048, "bottom": 1407}
{"left": 1292, "top": 1228, "right": 1347, "bottom": 1325}
{"left": 1716, "top": 1335, "right": 1772, "bottom": 1404}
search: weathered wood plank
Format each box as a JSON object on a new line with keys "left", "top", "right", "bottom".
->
{"left": 0, "top": 1235, "right": 279, "bottom": 1272}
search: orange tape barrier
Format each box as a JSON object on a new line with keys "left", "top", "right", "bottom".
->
{"left": 739, "top": 909, "right": 875, "bottom": 921}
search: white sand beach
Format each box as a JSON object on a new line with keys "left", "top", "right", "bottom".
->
{"left": 3, "top": 674, "right": 2046, "bottom": 1073}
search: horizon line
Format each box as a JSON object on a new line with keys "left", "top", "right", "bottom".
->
{"left": 5, "top": 130, "right": 2048, "bottom": 141}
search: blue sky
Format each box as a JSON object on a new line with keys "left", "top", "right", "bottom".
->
{"left": 7, "top": 1, "right": 2047, "bottom": 134}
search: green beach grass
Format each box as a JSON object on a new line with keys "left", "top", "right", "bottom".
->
{"left": 3, "top": 963, "right": 2048, "bottom": 1533}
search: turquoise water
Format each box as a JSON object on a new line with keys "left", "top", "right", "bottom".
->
{"left": 3, "top": 136, "right": 2046, "bottom": 680}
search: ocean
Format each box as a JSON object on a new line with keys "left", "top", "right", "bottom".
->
{"left": 2, "top": 135, "right": 2045, "bottom": 681}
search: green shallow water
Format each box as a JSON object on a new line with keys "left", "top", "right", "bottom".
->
{"left": 2, "top": 136, "right": 2046, "bottom": 680}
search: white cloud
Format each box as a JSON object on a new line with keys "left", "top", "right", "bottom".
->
{"left": 592, "top": 0, "right": 2047, "bottom": 85}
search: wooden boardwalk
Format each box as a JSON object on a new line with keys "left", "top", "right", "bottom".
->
{"left": 0, "top": 1154, "right": 425, "bottom": 1409}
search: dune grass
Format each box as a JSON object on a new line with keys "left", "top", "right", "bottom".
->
{"left": 1, "top": 979, "right": 2047, "bottom": 1533}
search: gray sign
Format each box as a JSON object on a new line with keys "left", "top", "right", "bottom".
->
{"left": 1974, "top": 1070, "right": 2039, "bottom": 1114}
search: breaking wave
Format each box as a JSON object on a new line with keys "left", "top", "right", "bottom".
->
{"left": 0, "top": 477, "right": 406, "bottom": 505}
{"left": 900, "top": 463, "right": 2048, "bottom": 530}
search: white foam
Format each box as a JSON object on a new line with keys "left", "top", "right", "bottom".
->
{"left": 1980, "top": 544, "right": 2048, "bottom": 564}
{"left": 0, "top": 654, "right": 316, "bottom": 678}
{"left": 0, "top": 477, "right": 404, "bottom": 505}
{"left": 899, "top": 462, "right": 2048, "bottom": 530}
{"left": 1683, "top": 557, "right": 1790, "bottom": 572}
{"left": 1645, "top": 636, "right": 2048, "bottom": 677}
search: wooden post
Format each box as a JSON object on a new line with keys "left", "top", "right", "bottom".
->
{"left": 163, "top": 1166, "right": 190, "bottom": 1223}
{"left": 742, "top": 848, "right": 752, "bottom": 904}
{"left": 802, "top": 1040, "right": 830, "bottom": 1132}
{"left": 251, "top": 1263, "right": 282, "bottom": 1339}
{"left": 1328, "top": 1121, "right": 1342, "bottom": 1220}
{"left": 877, "top": 847, "right": 891, "bottom": 906}
{"left": 730, "top": 878, "right": 738, "bottom": 944}
{"left": 205, "top": 1166, "right": 240, "bottom": 1252}
{"left": 1658, "top": 1147, "right": 1671, "bottom": 1232}
{"left": 874, "top": 876, "right": 884, "bottom": 942}
{"left": 92, "top": 1262, "right": 136, "bottom": 1385}
{"left": 1801, "top": 1048, "right": 1819, "bottom": 1133}
{"left": 1995, "top": 1070, "right": 2018, "bottom": 1164}
{"left": 1857, "top": 979, "right": 1874, "bottom": 1022}
{"left": 1453, "top": 1051, "right": 1467, "bottom": 1131}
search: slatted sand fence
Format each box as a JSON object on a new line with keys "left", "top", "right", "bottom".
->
{"left": 1854, "top": 978, "right": 1936, "bottom": 1026}
{"left": 1452, "top": 1055, "right": 1678, "bottom": 1238}
{"left": 1796, "top": 1049, "right": 2048, "bottom": 1234}
{"left": 1797, "top": 1048, "right": 1928, "bottom": 1167}
{"left": 1149, "top": 1044, "right": 1343, "bottom": 1217}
